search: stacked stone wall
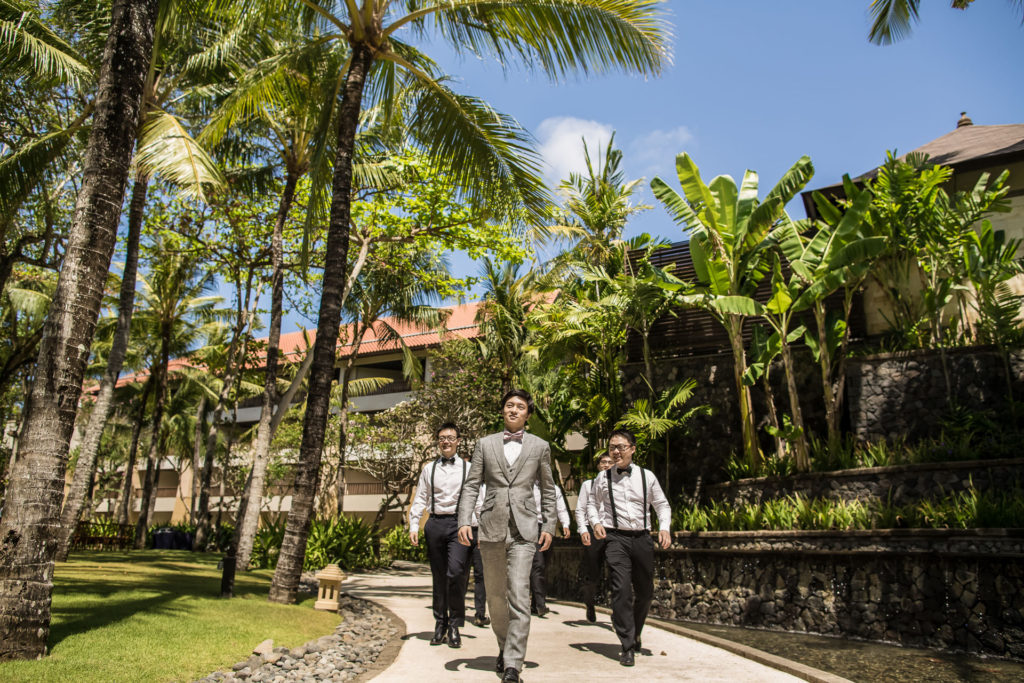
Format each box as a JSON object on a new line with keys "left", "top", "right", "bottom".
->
{"left": 705, "top": 458, "right": 1024, "bottom": 507}
{"left": 545, "top": 530, "right": 1024, "bottom": 660}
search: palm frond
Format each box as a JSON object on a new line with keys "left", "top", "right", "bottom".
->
{"left": 135, "top": 109, "right": 224, "bottom": 200}
{"left": 0, "top": 0, "right": 93, "bottom": 86}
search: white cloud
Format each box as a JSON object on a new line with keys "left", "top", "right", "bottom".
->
{"left": 536, "top": 116, "right": 614, "bottom": 189}
{"left": 629, "top": 126, "right": 695, "bottom": 165}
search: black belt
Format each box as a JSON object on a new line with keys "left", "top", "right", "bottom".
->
{"left": 431, "top": 514, "right": 457, "bottom": 519}
{"left": 607, "top": 528, "right": 648, "bottom": 537}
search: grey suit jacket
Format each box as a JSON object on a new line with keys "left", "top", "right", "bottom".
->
{"left": 458, "top": 431, "right": 556, "bottom": 543}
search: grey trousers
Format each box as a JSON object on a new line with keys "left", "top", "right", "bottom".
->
{"left": 479, "top": 530, "right": 537, "bottom": 672}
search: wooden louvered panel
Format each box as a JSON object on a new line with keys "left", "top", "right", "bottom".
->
{"left": 626, "top": 241, "right": 867, "bottom": 361}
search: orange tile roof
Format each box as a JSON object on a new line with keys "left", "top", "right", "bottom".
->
{"left": 105, "top": 302, "right": 484, "bottom": 389}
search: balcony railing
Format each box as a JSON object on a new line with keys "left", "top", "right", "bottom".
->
{"left": 344, "top": 482, "right": 388, "bottom": 495}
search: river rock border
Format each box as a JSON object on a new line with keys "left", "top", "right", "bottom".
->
{"left": 195, "top": 593, "right": 404, "bottom": 683}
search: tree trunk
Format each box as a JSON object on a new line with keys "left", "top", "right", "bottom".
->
{"left": 726, "top": 316, "right": 759, "bottom": 472}
{"left": 191, "top": 405, "right": 222, "bottom": 550}
{"left": 189, "top": 395, "right": 207, "bottom": 524}
{"left": 133, "top": 333, "right": 170, "bottom": 549}
{"left": 116, "top": 376, "right": 153, "bottom": 525}
{"left": 234, "top": 171, "right": 296, "bottom": 571}
{"left": 269, "top": 44, "right": 372, "bottom": 604}
{"left": 779, "top": 337, "right": 810, "bottom": 472}
{"left": 762, "top": 364, "right": 786, "bottom": 461}
{"left": 0, "top": 0, "right": 157, "bottom": 659}
{"left": 56, "top": 173, "right": 148, "bottom": 562}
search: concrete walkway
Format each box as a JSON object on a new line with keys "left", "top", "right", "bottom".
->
{"left": 341, "top": 563, "right": 803, "bottom": 682}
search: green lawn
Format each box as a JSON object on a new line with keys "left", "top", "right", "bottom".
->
{"left": 0, "top": 550, "right": 342, "bottom": 683}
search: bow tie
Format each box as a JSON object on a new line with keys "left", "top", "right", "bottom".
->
{"left": 503, "top": 430, "right": 524, "bottom": 444}
{"left": 617, "top": 466, "right": 632, "bottom": 475}
{"left": 441, "top": 457, "right": 455, "bottom": 465}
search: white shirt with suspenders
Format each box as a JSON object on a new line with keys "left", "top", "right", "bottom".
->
{"left": 409, "top": 456, "right": 469, "bottom": 528}
{"left": 585, "top": 464, "right": 671, "bottom": 534}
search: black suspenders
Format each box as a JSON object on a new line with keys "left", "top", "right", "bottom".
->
{"left": 430, "top": 458, "right": 467, "bottom": 516}
{"left": 606, "top": 466, "right": 648, "bottom": 531}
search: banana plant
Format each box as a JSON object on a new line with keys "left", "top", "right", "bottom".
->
{"left": 651, "top": 153, "right": 814, "bottom": 473}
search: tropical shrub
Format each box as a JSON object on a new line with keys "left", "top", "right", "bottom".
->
{"left": 674, "top": 487, "right": 1024, "bottom": 531}
{"left": 303, "top": 515, "right": 377, "bottom": 571}
{"left": 250, "top": 518, "right": 287, "bottom": 569}
{"left": 379, "top": 524, "right": 426, "bottom": 564}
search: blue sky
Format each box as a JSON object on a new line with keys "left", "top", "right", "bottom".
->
{"left": 433, "top": 1, "right": 1023, "bottom": 241}
{"left": 278, "top": 0, "right": 1024, "bottom": 329}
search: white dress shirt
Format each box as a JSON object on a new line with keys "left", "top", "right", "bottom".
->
{"left": 469, "top": 483, "right": 486, "bottom": 527}
{"left": 586, "top": 464, "right": 671, "bottom": 532}
{"left": 532, "top": 480, "right": 570, "bottom": 528}
{"left": 408, "top": 457, "right": 468, "bottom": 529}
{"left": 575, "top": 478, "right": 608, "bottom": 533}
{"left": 503, "top": 438, "right": 523, "bottom": 467}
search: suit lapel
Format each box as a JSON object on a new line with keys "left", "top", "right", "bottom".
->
{"left": 490, "top": 433, "right": 511, "bottom": 483}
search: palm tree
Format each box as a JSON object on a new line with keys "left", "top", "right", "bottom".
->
{"left": 475, "top": 259, "right": 534, "bottom": 394}
{"left": 267, "top": 0, "right": 669, "bottom": 605}
{"left": 867, "top": 0, "right": 1024, "bottom": 45}
{"left": 0, "top": 0, "right": 160, "bottom": 660}
{"left": 130, "top": 237, "right": 222, "bottom": 547}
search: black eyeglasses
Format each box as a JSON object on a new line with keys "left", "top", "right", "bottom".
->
{"left": 438, "top": 436, "right": 460, "bottom": 443}
{"left": 608, "top": 444, "right": 633, "bottom": 453}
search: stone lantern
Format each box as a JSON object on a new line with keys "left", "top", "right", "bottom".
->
{"left": 314, "top": 563, "right": 346, "bottom": 611}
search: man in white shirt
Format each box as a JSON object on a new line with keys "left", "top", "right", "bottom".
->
{"left": 458, "top": 389, "right": 556, "bottom": 683}
{"left": 588, "top": 429, "right": 672, "bottom": 668}
{"left": 409, "top": 422, "right": 471, "bottom": 648}
{"left": 529, "top": 479, "right": 570, "bottom": 617}
{"left": 577, "top": 452, "right": 614, "bottom": 622}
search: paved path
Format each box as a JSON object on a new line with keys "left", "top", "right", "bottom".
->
{"left": 341, "top": 564, "right": 802, "bottom": 682}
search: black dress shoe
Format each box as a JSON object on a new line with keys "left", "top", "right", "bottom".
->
{"left": 471, "top": 615, "right": 489, "bottom": 628}
{"left": 620, "top": 649, "right": 635, "bottom": 667}
{"left": 430, "top": 621, "right": 446, "bottom": 645}
{"left": 502, "top": 667, "right": 520, "bottom": 682}
{"left": 495, "top": 650, "right": 504, "bottom": 673}
{"left": 586, "top": 604, "right": 596, "bottom": 622}
{"left": 447, "top": 624, "right": 461, "bottom": 648}
{"left": 635, "top": 637, "right": 642, "bottom": 651}
{"left": 535, "top": 606, "right": 549, "bottom": 617}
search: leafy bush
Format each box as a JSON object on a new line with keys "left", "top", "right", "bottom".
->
{"left": 250, "top": 518, "right": 287, "bottom": 569}
{"left": 303, "top": 515, "right": 377, "bottom": 571}
{"left": 379, "top": 524, "right": 427, "bottom": 564}
{"left": 675, "top": 487, "right": 1024, "bottom": 532}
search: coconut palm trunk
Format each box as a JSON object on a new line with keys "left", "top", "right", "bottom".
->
{"left": 0, "top": 0, "right": 158, "bottom": 659}
{"left": 233, "top": 171, "right": 296, "bottom": 570}
{"left": 190, "top": 395, "right": 207, "bottom": 523}
{"left": 116, "top": 376, "right": 154, "bottom": 525}
{"left": 56, "top": 173, "right": 148, "bottom": 562}
{"left": 269, "top": 44, "right": 371, "bottom": 604}
{"left": 134, "top": 330, "right": 171, "bottom": 548}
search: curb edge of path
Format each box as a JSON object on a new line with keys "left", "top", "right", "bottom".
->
{"left": 553, "top": 600, "right": 853, "bottom": 683}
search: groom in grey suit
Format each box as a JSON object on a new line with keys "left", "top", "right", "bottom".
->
{"left": 458, "top": 389, "right": 556, "bottom": 683}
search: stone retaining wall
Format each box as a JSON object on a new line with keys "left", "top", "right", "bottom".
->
{"left": 623, "top": 346, "right": 1024, "bottom": 494}
{"left": 705, "top": 458, "right": 1024, "bottom": 507}
{"left": 544, "top": 529, "right": 1024, "bottom": 660}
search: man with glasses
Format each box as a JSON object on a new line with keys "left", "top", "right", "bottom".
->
{"left": 576, "top": 452, "right": 614, "bottom": 622}
{"left": 458, "top": 389, "right": 557, "bottom": 683}
{"left": 587, "top": 429, "right": 672, "bottom": 667}
{"left": 409, "top": 422, "right": 471, "bottom": 648}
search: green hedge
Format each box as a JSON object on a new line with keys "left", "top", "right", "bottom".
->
{"left": 675, "top": 487, "right": 1024, "bottom": 532}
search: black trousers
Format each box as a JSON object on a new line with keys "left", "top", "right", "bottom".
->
{"left": 581, "top": 535, "right": 607, "bottom": 608}
{"left": 460, "top": 526, "right": 487, "bottom": 618}
{"left": 530, "top": 523, "right": 549, "bottom": 611}
{"left": 424, "top": 515, "right": 471, "bottom": 626}
{"left": 605, "top": 530, "right": 654, "bottom": 652}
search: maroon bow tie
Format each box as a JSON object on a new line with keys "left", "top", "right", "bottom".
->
{"left": 503, "top": 430, "right": 524, "bottom": 443}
